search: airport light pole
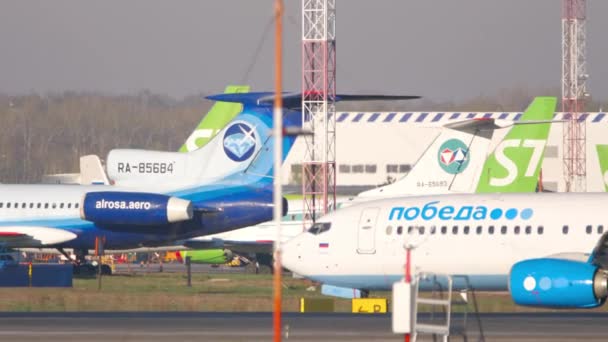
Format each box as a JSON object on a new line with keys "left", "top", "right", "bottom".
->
{"left": 272, "top": 0, "right": 284, "bottom": 341}
{"left": 404, "top": 244, "right": 412, "bottom": 342}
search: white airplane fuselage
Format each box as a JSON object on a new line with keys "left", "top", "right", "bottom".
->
{"left": 283, "top": 193, "right": 603, "bottom": 291}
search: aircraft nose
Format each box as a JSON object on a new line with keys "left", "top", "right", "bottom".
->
{"left": 282, "top": 236, "right": 303, "bottom": 273}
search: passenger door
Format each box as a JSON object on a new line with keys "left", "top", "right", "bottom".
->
{"left": 357, "top": 207, "right": 379, "bottom": 254}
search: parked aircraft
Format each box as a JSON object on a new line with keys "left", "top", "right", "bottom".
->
{"left": 283, "top": 190, "right": 608, "bottom": 309}
{"left": 0, "top": 92, "right": 301, "bottom": 271}
{"left": 284, "top": 98, "right": 608, "bottom": 309}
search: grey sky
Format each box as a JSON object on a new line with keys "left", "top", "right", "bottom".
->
{"left": 0, "top": 1, "right": 607, "bottom": 102}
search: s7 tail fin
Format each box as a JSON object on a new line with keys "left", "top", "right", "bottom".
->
{"left": 596, "top": 145, "right": 608, "bottom": 191}
{"left": 475, "top": 97, "right": 557, "bottom": 193}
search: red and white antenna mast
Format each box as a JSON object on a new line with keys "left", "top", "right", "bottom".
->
{"left": 562, "top": 0, "right": 588, "bottom": 192}
{"left": 301, "top": 0, "right": 337, "bottom": 228}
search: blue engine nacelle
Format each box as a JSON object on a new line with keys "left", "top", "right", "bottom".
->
{"left": 81, "top": 191, "right": 193, "bottom": 226}
{"left": 509, "top": 258, "right": 608, "bottom": 308}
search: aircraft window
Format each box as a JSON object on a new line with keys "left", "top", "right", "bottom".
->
{"left": 451, "top": 226, "right": 458, "bottom": 234}
{"left": 44, "top": 203, "right": 49, "bottom": 209}
{"left": 501, "top": 226, "right": 507, "bottom": 235}
{"left": 538, "top": 226, "right": 544, "bottom": 235}
{"left": 386, "top": 226, "right": 393, "bottom": 235}
{"left": 463, "top": 226, "right": 470, "bottom": 235}
{"left": 316, "top": 223, "right": 332, "bottom": 234}
{"left": 407, "top": 226, "right": 414, "bottom": 234}
{"left": 386, "top": 164, "right": 398, "bottom": 173}
{"left": 488, "top": 226, "right": 495, "bottom": 234}
{"left": 441, "top": 226, "right": 447, "bottom": 235}
{"left": 6, "top": 203, "right": 10, "bottom": 209}
{"left": 563, "top": 225, "right": 569, "bottom": 234}
{"left": 21, "top": 203, "right": 25, "bottom": 209}
{"left": 0, "top": 203, "right": 3, "bottom": 209}
{"left": 429, "top": 226, "right": 436, "bottom": 235}
{"left": 476, "top": 226, "right": 482, "bottom": 235}
{"left": 525, "top": 226, "right": 531, "bottom": 234}
{"left": 399, "top": 164, "right": 411, "bottom": 173}
{"left": 586, "top": 225, "right": 592, "bottom": 234}
{"left": 75, "top": 203, "right": 79, "bottom": 209}
{"left": 308, "top": 222, "right": 331, "bottom": 235}
{"left": 68, "top": 203, "right": 72, "bottom": 209}
{"left": 397, "top": 226, "right": 403, "bottom": 235}
{"left": 29, "top": 203, "right": 33, "bottom": 209}
{"left": 599, "top": 225, "right": 605, "bottom": 234}
{"left": 52, "top": 203, "right": 57, "bottom": 209}
{"left": 60, "top": 203, "right": 65, "bottom": 209}
{"left": 419, "top": 226, "right": 425, "bottom": 235}
{"left": 514, "top": 226, "right": 520, "bottom": 235}
{"left": 14, "top": 203, "right": 18, "bottom": 208}
{"left": 37, "top": 203, "right": 41, "bottom": 209}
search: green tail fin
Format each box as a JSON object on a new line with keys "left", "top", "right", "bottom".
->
{"left": 596, "top": 145, "right": 608, "bottom": 191}
{"left": 179, "top": 85, "right": 250, "bottom": 152}
{"left": 476, "top": 97, "right": 557, "bottom": 193}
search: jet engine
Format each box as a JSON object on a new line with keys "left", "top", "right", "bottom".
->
{"left": 81, "top": 191, "right": 192, "bottom": 225}
{"left": 509, "top": 258, "right": 608, "bottom": 308}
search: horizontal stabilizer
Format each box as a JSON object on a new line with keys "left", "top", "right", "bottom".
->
{"left": 444, "top": 118, "right": 565, "bottom": 133}
{"left": 207, "top": 92, "right": 420, "bottom": 109}
{"left": 443, "top": 118, "right": 501, "bottom": 133}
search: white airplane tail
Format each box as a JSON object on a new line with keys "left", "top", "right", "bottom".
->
{"left": 357, "top": 119, "right": 497, "bottom": 199}
{"left": 106, "top": 94, "right": 301, "bottom": 190}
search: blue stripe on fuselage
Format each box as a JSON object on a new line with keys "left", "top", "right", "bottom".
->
{"left": 308, "top": 274, "right": 508, "bottom": 291}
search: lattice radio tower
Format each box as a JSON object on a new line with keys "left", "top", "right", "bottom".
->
{"left": 562, "top": 0, "right": 588, "bottom": 192}
{"left": 301, "top": 0, "right": 337, "bottom": 228}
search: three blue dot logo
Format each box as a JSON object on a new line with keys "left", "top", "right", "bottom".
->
{"left": 489, "top": 208, "right": 533, "bottom": 221}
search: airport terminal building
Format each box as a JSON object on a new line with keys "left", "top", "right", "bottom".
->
{"left": 283, "top": 111, "right": 608, "bottom": 192}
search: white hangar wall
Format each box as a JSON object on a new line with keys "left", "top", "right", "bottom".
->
{"left": 282, "top": 112, "right": 608, "bottom": 192}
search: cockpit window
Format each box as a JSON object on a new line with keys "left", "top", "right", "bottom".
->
{"left": 307, "top": 222, "right": 331, "bottom": 235}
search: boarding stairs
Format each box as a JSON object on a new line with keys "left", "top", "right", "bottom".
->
{"left": 411, "top": 273, "right": 485, "bottom": 342}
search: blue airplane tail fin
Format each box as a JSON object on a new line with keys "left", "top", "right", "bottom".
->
{"left": 179, "top": 93, "right": 302, "bottom": 190}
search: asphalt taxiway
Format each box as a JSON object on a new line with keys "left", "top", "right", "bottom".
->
{"left": 0, "top": 312, "right": 606, "bottom": 341}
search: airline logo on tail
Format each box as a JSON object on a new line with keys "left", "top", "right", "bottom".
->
{"left": 476, "top": 97, "right": 556, "bottom": 193}
{"left": 595, "top": 145, "right": 608, "bottom": 191}
{"left": 438, "top": 139, "right": 469, "bottom": 174}
{"left": 488, "top": 139, "right": 545, "bottom": 187}
{"left": 223, "top": 122, "right": 258, "bottom": 162}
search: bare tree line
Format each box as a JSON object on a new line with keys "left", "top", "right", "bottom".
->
{"left": 1, "top": 89, "right": 605, "bottom": 183}
{"left": 0, "top": 91, "right": 211, "bottom": 183}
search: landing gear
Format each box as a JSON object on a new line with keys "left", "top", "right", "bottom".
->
{"left": 100, "top": 264, "right": 112, "bottom": 275}
{"left": 254, "top": 253, "right": 273, "bottom": 274}
{"left": 57, "top": 248, "right": 112, "bottom": 276}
